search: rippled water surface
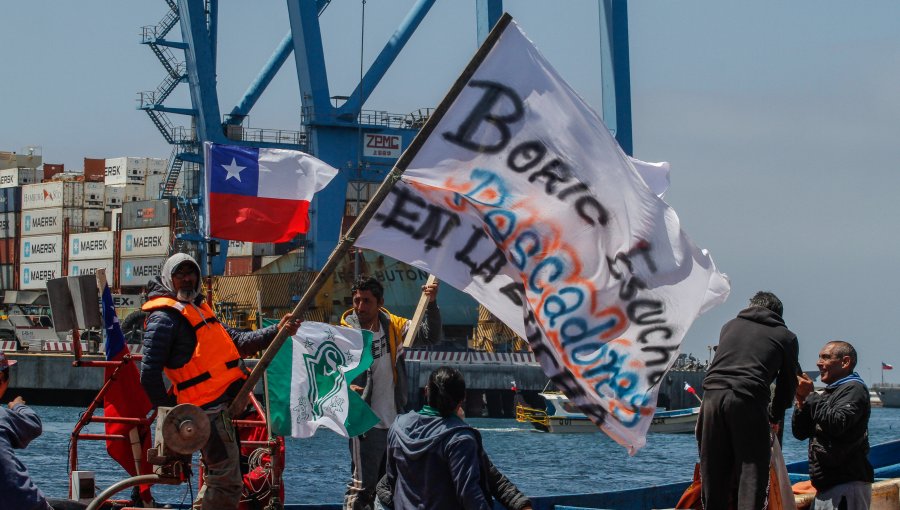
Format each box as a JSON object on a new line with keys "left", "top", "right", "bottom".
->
{"left": 19, "top": 406, "right": 900, "bottom": 504}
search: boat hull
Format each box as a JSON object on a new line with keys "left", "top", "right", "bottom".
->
{"left": 874, "top": 384, "right": 900, "bottom": 408}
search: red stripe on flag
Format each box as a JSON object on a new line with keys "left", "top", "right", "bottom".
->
{"left": 209, "top": 193, "right": 311, "bottom": 242}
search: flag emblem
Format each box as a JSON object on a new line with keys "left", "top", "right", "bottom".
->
{"left": 268, "top": 322, "right": 379, "bottom": 438}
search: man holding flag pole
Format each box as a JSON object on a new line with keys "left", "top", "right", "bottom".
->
{"left": 140, "top": 253, "right": 302, "bottom": 509}
{"left": 229, "top": 12, "right": 730, "bottom": 464}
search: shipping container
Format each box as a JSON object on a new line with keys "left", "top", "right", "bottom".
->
{"left": 16, "top": 154, "right": 42, "bottom": 169}
{"left": 122, "top": 199, "right": 172, "bottom": 229}
{"left": 68, "top": 259, "right": 115, "bottom": 286}
{"left": 146, "top": 158, "right": 169, "bottom": 175}
{"left": 21, "top": 181, "right": 84, "bottom": 210}
{"left": 123, "top": 184, "right": 145, "bottom": 203}
{"left": 120, "top": 256, "right": 165, "bottom": 288}
{"left": 0, "top": 212, "right": 15, "bottom": 239}
{"left": 224, "top": 256, "right": 258, "bottom": 276}
{"left": 0, "top": 168, "right": 41, "bottom": 188}
{"left": 260, "top": 255, "right": 280, "bottom": 267}
{"left": 227, "top": 240, "right": 253, "bottom": 257}
{"left": 69, "top": 231, "right": 114, "bottom": 260}
{"left": 83, "top": 209, "right": 104, "bottom": 230}
{"left": 20, "top": 234, "right": 63, "bottom": 263}
{"left": 105, "top": 184, "right": 125, "bottom": 209}
{"left": 43, "top": 163, "right": 64, "bottom": 180}
{"left": 20, "top": 261, "right": 62, "bottom": 290}
{"left": 83, "top": 182, "right": 105, "bottom": 209}
{"left": 84, "top": 158, "right": 105, "bottom": 181}
{"left": 0, "top": 187, "right": 21, "bottom": 213}
{"left": 104, "top": 157, "right": 147, "bottom": 186}
{"left": 144, "top": 173, "right": 165, "bottom": 200}
{"left": 0, "top": 238, "right": 15, "bottom": 264}
{"left": 0, "top": 264, "right": 15, "bottom": 290}
{"left": 19, "top": 207, "right": 84, "bottom": 236}
{"left": 121, "top": 227, "right": 170, "bottom": 257}
{"left": 0, "top": 152, "right": 15, "bottom": 170}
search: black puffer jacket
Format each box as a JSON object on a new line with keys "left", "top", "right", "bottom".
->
{"left": 791, "top": 380, "right": 874, "bottom": 491}
{"left": 139, "top": 277, "right": 279, "bottom": 409}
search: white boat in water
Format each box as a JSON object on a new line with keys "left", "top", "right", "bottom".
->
{"left": 516, "top": 391, "right": 700, "bottom": 434}
{"left": 873, "top": 384, "right": 900, "bottom": 408}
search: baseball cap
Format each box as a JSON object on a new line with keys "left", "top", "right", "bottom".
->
{"left": 0, "top": 350, "right": 17, "bottom": 371}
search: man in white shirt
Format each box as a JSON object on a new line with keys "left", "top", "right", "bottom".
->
{"left": 339, "top": 275, "right": 442, "bottom": 510}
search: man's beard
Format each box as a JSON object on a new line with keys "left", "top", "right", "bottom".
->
{"left": 176, "top": 288, "right": 194, "bottom": 301}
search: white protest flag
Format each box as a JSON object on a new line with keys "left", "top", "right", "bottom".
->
{"left": 267, "top": 322, "right": 380, "bottom": 438}
{"left": 355, "top": 16, "right": 730, "bottom": 453}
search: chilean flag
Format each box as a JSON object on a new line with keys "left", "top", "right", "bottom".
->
{"left": 102, "top": 283, "right": 154, "bottom": 503}
{"left": 884, "top": 362, "right": 894, "bottom": 370}
{"left": 204, "top": 143, "right": 338, "bottom": 242}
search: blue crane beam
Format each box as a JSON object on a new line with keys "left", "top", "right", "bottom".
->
{"left": 155, "top": 0, "right": 634, "bottom": 273}
{"left": 335, "top": 0, "right": 438, "bottom": 119}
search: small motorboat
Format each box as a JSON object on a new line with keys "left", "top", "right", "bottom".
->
{"left": 516, "top": 391, "right": 700, "bottom": 434}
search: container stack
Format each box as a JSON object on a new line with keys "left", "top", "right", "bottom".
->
{"left": 0, "top": 188, "right": 19, "bottom": 291}
{"left": 119, "top": 199, "right": 171, "bottom": 290}
{"left": 68, "top": 231, "right": 116, "bottom": 286}
{"left": 104, "top": 157, "right": 148, "bottom": 207}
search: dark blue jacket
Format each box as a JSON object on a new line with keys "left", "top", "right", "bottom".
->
{"left": 384, "top": 411, "right": 491, "bottom": 510}
{"left": 792, "top": 378, "right": 874, "bottom": 491}
{"left": 140, "top": 278, "right": 279, "bottom": 408}
{"left": 0, "top": 404, "right": 51, "bottom": 510}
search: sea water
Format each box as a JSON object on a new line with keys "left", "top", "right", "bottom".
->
{"left": 18, "top": 406, "right": 900, "bottom": 505}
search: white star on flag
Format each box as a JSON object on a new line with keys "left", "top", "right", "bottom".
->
{"left": 221, "top": 158, "right": 246, "bottom": 181}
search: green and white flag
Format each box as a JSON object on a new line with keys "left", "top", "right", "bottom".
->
{"left": 267, "top": 321, "right": 379, "bottom": 438}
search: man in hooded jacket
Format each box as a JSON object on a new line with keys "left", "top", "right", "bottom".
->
{"left": 382, "top": 366, "right": 498, "bottom": 510}
{"left": 140, "top": 253, "right": 301, "bottom": 509}
{"left": 697, "top": 290, "right": 800, "bottom": 510}
{"left": 1, "top": 352, "right": 87, "bottom": 510}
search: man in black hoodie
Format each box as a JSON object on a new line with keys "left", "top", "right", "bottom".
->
{"left": 697, "top": 291, "right": 800, "bottom": 509}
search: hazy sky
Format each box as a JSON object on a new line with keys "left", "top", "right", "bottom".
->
{"left": 3, "top": 1, "right": 900, "bottom": 382}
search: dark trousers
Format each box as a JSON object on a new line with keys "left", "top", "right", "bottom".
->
{"left": 345, "top": 428, "right": 388, "bottom": 510}
{"left": 696, "top": 389, "right": 771, "bottom": 510}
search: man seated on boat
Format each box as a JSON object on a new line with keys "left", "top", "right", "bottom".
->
{"left": 381, "top": 366, "right": 529, "bottom": 510}
{"left": 793, "top": 341, "right": 873, "bottom": 509}
{"left": 340, "top": 274, "right": 442, "bottom": 510}
{"left": 697, "top": 291, "right": 800, "bottom": 509}
{"left": 139, "top": 253, "right": 302, "bottom": 510}
{"left": 0, "top": 351, "right": 86, "bottom": 510}
{"left": 375, "top": 397, "right": 532, "bottom": 510}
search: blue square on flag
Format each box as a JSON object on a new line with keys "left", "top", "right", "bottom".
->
{"left": 209, "top": 145, "right": 260, "bottom": 197}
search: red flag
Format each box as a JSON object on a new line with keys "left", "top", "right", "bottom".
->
{"left": 102, "top": 285, "right": 153, "bottom": 500}
{"left": 683, "top": 382, "right": 697, "bottom": 395}
{"left": 883, "top": 362, "right": 894, "bottom": 370}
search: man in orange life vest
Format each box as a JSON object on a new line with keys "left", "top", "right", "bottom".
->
{"left": 139, "top": 253, "right": 301, "bottom": 509}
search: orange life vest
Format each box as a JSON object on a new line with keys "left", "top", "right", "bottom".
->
{"left": 142, "top": 296, "right": 246, "bottom": 407}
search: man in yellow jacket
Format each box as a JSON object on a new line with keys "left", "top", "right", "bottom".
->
{"left": 340, "top": 274, "right": 441, "bottom": 510}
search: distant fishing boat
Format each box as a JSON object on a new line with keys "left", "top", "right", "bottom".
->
{"left": 515, "top": 391, "right": 700, "bottom": 434}
{"left": 873, "top": 384, "right": 900, "bottom": 408}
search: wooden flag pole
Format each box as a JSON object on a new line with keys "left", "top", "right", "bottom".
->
{"left": 227, "top": 13, "right": 514, "bottom": 417}
{"left": 402, "top": 274, "right": 437, "bottom": 349}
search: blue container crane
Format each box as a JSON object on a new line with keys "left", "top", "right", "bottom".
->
{"left": 138, "top": 0, "right": 632, "bottom": 277}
